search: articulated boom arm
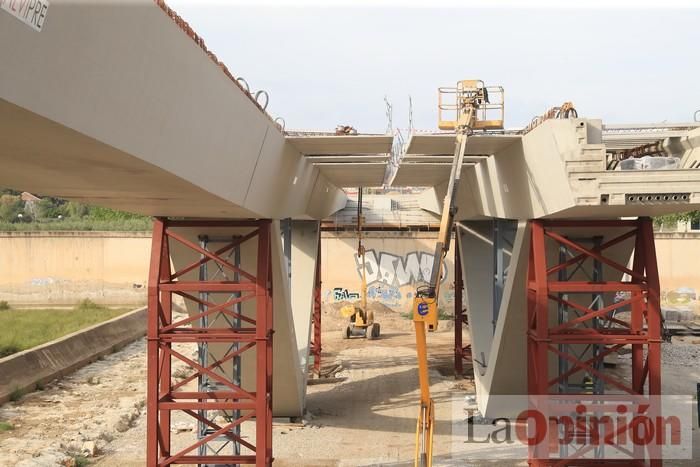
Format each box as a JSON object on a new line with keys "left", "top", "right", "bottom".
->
{"left": 412, "top": 80, "right": 502, "bottom": 467}
{"left": 428, "top": 128, "right": 469, "bottom": 298}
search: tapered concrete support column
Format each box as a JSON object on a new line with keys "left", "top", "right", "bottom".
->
{"left": 169, "top": 221, "right": 305, "bottom": 417}
{"left": 289, "top": 220, "right": 322, "bottom": 388}
{"left": 456, "top": 220, "right": 529, "bottom": 418}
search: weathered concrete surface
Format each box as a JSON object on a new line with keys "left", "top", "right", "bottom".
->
{"left": 0, "top": 307, "right": 146, "bottom": 404}
{"left": 0, "top": 232, "right": 150, "bottom": 306}
{"left": 290, "top": 220, "right": 320, "bottom": 387}
{"left": 0, "top": 0, "right": 345, "bottom": 219}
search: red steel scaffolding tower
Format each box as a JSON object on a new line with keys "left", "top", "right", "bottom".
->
{"left": 527, "top": 218, "right": 662, "bottom": 466}
{"left": 146, "top": 218, "right": 273, "bottom": 466}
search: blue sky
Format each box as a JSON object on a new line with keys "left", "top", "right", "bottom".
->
{"left": 168, "top": 2, "right": 700, "bottom": 133}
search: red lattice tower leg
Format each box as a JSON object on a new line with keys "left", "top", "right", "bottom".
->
{"left": 527, "top": 218, "right": 662, "bottom": 467}
{"left": 146, "top": 218, "right": 273, "bottom": 466}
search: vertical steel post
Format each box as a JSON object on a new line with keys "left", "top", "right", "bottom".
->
{"left": 493, "top": 219, "right": 503, "bottom": 334}
{"left": 454, "top": 237, "right": 464, "bottom": 377}
{"left": 146, "top": 219, "right": 165, "bottom": 466}
{"left": 255, "top": 220, "right": 273, "bottom": 467}
{"left": 311, "top": 232, "right": 322, "bottom": 377}
{"left": 158, "top": 232, "right": 172, "bottom": 457}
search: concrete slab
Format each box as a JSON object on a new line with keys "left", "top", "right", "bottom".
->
{"left": 390, "top": 163, "right": 479, "bottom": 187}
{"left": 315, "top": 162, "right": 388, "bottom": 187}
{"left": 286, "top": 135, "right": 393, "bottom": 155}
{"left": 405, "top": 133, "right": 520, "bottom": 155}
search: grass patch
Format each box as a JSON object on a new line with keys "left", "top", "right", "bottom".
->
{"left": 0, "top": 302, "right": 130, "bottom": 358}
{"left": 0, "top": 301, "right": 10, "bottom": 311}
{"left": 0, "top": 218, "right": 152, "bottom": 232}
{"left": 0, "top": 421, "right": 14, "bottom": 431}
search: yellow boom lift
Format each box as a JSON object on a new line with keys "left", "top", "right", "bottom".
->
{"left": 341, "top": 186, "right": 381, "bottom": 339}
{"left": 412, "top": 80, "right": 504, "bottom": 466}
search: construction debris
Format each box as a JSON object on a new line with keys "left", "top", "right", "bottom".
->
{"left": 335, "top": 125, "right": 358, "bottom": 135}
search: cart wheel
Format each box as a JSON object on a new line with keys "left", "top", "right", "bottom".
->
{"left": 342, "top": 325, "right": 351, "bottom": 339}
{"left": 373, "top": 322, "right": 381, "bottom": 338}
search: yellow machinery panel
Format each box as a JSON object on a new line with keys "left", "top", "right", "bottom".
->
{"left": 412, "top": 295, "right": 438, "bottom": 331}
{"left": 340, "top": 304, "right": 356, "bottom": 318}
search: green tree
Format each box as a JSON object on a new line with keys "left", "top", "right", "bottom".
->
{"left": 654, "top": 211, "right": 700, "bottom": 228}
{"left": 0, "top": 195, "right": 25, "bottom": 223}
{"left": 36, "top": 197, "right": 67, "bottom": 219}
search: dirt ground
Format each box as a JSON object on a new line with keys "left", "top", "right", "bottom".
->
{"left": 1, "top": 305, "right": 699, "bottom": 466}
{"left": 92, "top": 307, "right": 472, "bottom": 467}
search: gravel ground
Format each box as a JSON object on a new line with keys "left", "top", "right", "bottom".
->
{"left": 0, "top": 339, "right": 149, "bottom": 466}
{"left": 661, "top": 338, "right": 700, "bottom": 366}
{"left": 2, "top": 309, "right": 699, "bottom": 466}
{"left": 92, "top": 311, "right": 469, "bottom": 467}
{"left": 616, "top": 336, "right": 700, "bottom": 367}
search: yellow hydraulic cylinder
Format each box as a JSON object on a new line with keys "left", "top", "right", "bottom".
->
{"left": 413, "top": 319, "right": 434, "bottom": 467}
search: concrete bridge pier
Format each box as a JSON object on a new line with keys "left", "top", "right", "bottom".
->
{"left": 146, "top": 218, "right": 320, "bottom": 466}
{"left": 457, "top": 217, "right": 663, "bottom": 467}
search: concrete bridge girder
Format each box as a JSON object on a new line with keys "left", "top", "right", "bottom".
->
{"left": 422, "top": 119, "right": 700, "bottom": 221}
{"left": 0, "top": 0, "right": 346, "bottom": 220}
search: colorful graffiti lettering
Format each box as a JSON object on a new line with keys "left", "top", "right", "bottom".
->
{"left": 355, "top": 249, "right": 448, "bottom": 287}
{"left": 367, "top": 284, "right": 402, "bottom": 306}
{"left": 332, "top": 287, "right": 360, "bottom": 301}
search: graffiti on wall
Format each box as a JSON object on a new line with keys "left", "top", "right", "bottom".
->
{"left": 367, "top": 284, "right": 402, "bottom": 306}
{"left": 354, "top": 249, "right": 448, "bottom": 288}
{"left": 331, "top": 287, "right": 360, "bottom": 301}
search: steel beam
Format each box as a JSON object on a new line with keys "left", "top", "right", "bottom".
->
{"left": 454, "top": 237, "right": 471, "bottom": 377}
{"left": 310, "top": 234, "right": 322, "bottom": 377}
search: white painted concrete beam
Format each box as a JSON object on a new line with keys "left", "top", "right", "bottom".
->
{"left": 0, "top": 1, "right": 345, "bottom": 219}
